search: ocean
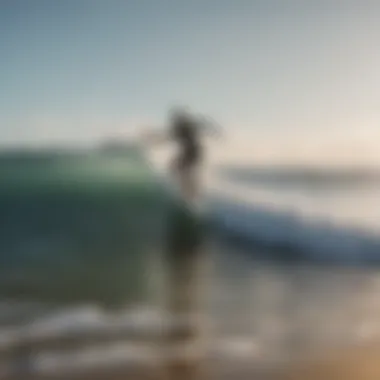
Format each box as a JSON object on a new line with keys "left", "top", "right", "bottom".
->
{"left": 1, "top": 151, "right": 380, "bottom": 375}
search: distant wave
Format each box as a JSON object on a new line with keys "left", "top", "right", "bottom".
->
{"left": 217, "top": 165, "right": 380, "bottom": 192}
{"left": 209, "top": 195, "right": 380, "bottom": 265}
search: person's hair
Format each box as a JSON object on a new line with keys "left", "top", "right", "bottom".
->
{"left": 169, "top": 106, "right": 192, "bottom": 123}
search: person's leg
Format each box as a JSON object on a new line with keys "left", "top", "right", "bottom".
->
{"left": 178, "top": 161, "right": 201, "bottom": 203}
{"left": 179, "top": 169, "right": 196, "bottom": 202}
{"left": 164, "top": 157, "right": 205, "bottom": 379}
{"left": 169, "top": 159, "right": 198, "bottom": 202}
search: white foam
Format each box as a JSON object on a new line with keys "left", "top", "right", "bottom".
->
{"left": 207, "top": 180, "right": 380, "bottom": 263}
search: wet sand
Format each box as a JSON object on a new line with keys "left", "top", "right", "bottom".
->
{"left": 9, "top": 343, "right": 380, "bottom": 380}
{"left": 274, "top": 342, "right": 380, "bottom": 380}
{"left": 4, "top": 240, "right": 380, "bottom": 379}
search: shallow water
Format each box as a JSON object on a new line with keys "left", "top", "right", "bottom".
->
{"left": 2, "top": 241, "right": 380, "bottom": 367}
{"left": 2, "top": 153, "right": 380, "bottom": 369}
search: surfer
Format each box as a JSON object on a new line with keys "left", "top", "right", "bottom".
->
{"left": 142, "top": 107, "right": 221, "bottom": 201}
{"left": 142, "top": 108, "right": 221, "bottom": 376}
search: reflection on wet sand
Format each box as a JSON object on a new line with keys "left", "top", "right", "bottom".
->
{"left": 3, "top": 242, "right": 380, "bottom": 379}
{"left": 275, "top": 343, "right": 380, "bottom": 380}
{"left": 209, "top": 244, "right": 380, "bottom": 362}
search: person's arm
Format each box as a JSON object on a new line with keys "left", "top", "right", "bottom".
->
{"left": 198, "top": 115, "right": 223, "bottom": 139}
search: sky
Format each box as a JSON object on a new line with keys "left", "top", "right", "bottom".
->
{"left": 1, "top": 0, "right": 380, "bottom": 154}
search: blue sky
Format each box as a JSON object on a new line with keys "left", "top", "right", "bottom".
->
{"left": 1, "top": 1, "right": 380, "bottom": 145}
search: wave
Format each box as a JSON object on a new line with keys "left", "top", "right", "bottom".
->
{"left": 209, "top": 194, "right": 380, "bottom": 265}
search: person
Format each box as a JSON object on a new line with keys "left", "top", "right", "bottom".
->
{"left": 142, "top": 108, "right": 222, "bottom": 375}
{"left": 142, "top": 107, "right": 221, "bottom": 202}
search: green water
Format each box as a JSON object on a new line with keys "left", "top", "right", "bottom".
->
{"left": 0, "top": 146, "right": 176, "bottom": 308}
